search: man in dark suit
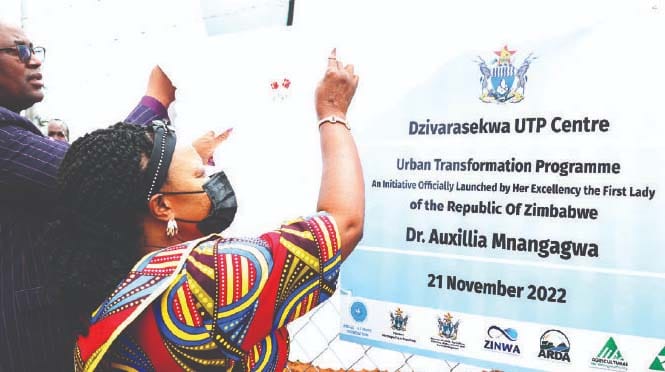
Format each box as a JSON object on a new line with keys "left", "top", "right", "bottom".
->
{"left": 0, "top": 21, "right": 69, "bottom": 372}
{"left": 0, "top": 22, "right": 180, "bottom": 371}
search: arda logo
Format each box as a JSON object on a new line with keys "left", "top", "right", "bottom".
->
{"left": 538, "top": 329, "right": 571, "bottom": 363}
{"left": 649, "top": 346, "right": 665, "bottom": 371}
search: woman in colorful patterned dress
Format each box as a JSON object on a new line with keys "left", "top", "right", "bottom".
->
{"left": 49, "top": 49, "right": 363, "bottom": 371}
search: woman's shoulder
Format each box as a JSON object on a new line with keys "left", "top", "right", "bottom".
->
{"left": 183, "top": 212, "right": 339, "bottom": 269}
{"left": 187, "top": 236, "right": 275, "bottom": 271}
{"left": 191, "top": 236, "right": 272, "bottom": 254}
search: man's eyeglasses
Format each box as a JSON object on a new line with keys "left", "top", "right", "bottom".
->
{"left": 0, "top": 44, "right": 46, "bottom": 63}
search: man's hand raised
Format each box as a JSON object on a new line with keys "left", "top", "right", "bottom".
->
{"left": 192, "top": 128, "right": 232, "bottom": 165}
{"left": 145, "top": 65, "right": 176, "bottom": 108}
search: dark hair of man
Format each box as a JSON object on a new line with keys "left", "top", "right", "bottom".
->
{"left": 47, "top": 122, "right": 155, "bottom": 337}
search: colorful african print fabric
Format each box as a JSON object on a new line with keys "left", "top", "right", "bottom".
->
{"left": 74, "top": 213, "right": 341, "bottom": 372}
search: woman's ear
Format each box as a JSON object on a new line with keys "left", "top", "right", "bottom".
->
{"left": 147, "top": 194, "right": 173, "bottom": 222}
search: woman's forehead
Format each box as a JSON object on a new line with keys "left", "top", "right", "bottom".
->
{"left": 173, "top": 144, "right": 198, "bottom": 163}
{"left": 164, "top": 145, "right": 202, "bottom": 186}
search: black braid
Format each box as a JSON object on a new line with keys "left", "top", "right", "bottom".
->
{"left": 47, "top": 122, "right": 155, "bottom": 338}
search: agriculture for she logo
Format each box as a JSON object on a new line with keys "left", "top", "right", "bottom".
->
{"left": 476, "top": 45, "right": 536, "bottom": 104}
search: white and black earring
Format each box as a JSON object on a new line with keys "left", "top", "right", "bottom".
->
{"left": 166, "top": 218, "right": 178, "bottom": 238}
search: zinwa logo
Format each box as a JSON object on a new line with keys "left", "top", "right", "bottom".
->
{"left": 476, "top": 45, "right": 536, "bottom": 104}
{"left": 484, "top": 325, "right": 520, "bottom": 356}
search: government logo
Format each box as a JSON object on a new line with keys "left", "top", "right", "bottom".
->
{"left": 438, "top": 312, "right": 459, "bottom": 340}
{"left": 589, "top": 337, "right": 628, "bottom": 371}
{"left": 538, "top": 329, "right": 571, "bottom": 363}
{"left": 390, "top": 307, "right": 408, "bottom": 331}
{"left": 430, "top": 312, "right": 466, "bottom": 351}
{"left": 476, "top": 45, "right": 535, "bottom": 104}
{"left": 380, "top": 307, "right": 416, "bottom": 343}
{"left": 484, "top": 325, "right": 520, "bottom": 356}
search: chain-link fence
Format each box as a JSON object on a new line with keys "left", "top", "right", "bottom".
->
{"left": 286, "top": 292, "right": 476, "bottom": 372}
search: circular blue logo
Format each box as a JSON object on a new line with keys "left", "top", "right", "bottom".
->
{"left": 350, "top": 301, "right": 368, "bottom": 322}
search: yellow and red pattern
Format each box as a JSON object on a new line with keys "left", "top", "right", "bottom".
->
{"left": 75, "top": 213, "right": 341, "bottom": 372}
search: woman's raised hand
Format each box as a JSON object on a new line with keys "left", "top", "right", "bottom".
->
{"left": 315, "top": 48, "right": 359, "bottom": 121}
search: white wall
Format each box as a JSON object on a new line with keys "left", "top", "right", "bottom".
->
{"left": 0, "top": 0, "right": 21, "bottom": 25}
{"left": 19, "top": 0, "right": 662, "bottom": 139}
{"left": 16, "top": 0, "right": 205, "bottom": 138}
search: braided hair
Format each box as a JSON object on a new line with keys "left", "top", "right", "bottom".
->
{"left": 48, "top": 122, "right": 155, "bottom": 337}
